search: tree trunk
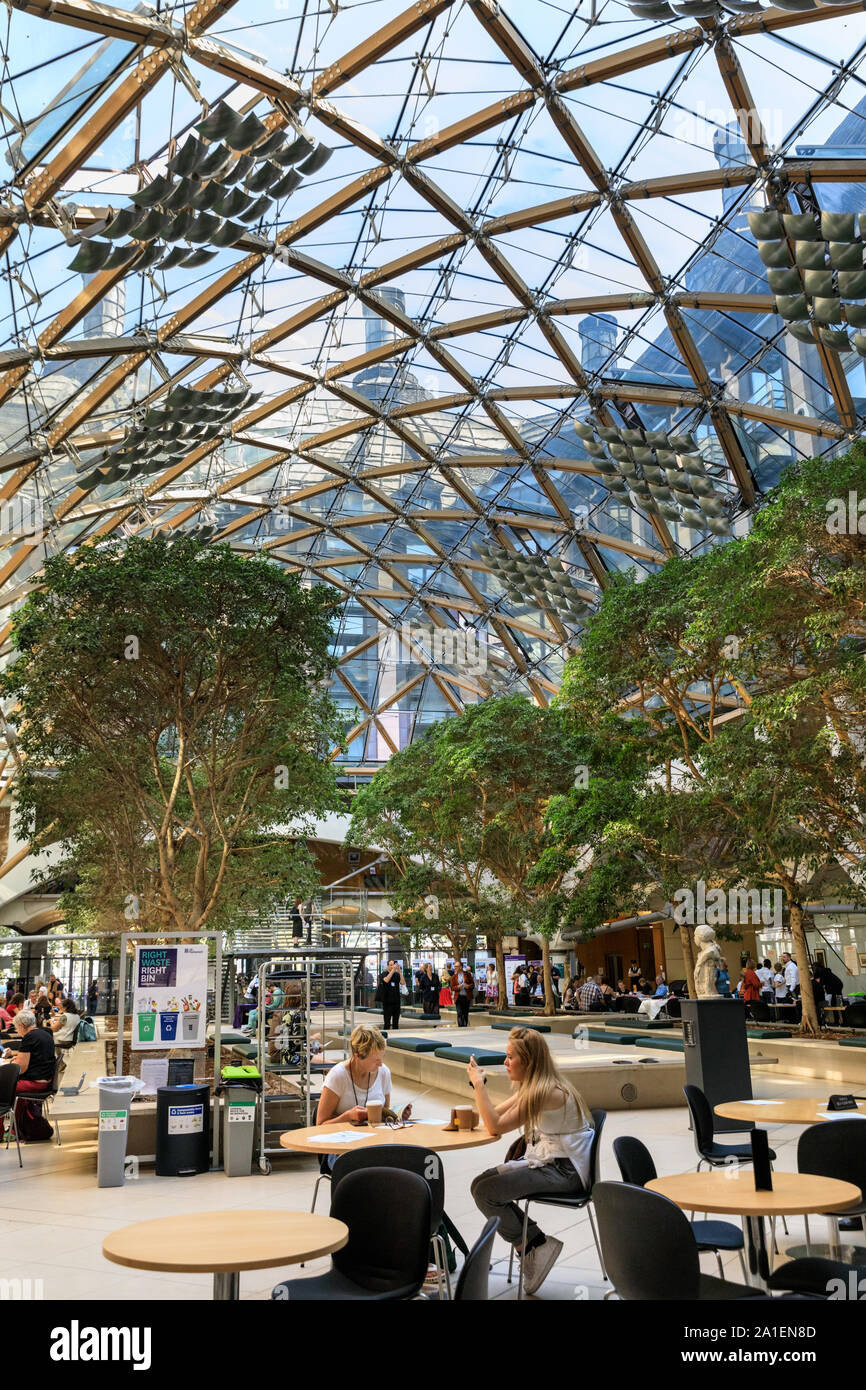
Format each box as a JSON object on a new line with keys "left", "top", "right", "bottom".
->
{"left": 679, "top": 923, "right": 697, "bottom": 999}
{"left": 494, "top": 935, "right": 507, "bottom": 1015}
{"left": 789, "top": 901, "right": 819, "bottom": 1036}
{"left": 541, "top": 937, "right": 555, "bottom": 1017}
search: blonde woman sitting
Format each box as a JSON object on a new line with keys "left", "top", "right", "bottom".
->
{"left": 316, "top": 1024, "right": 393, "bottom": 1173}
{"left": 469, "top": 1027, "right": 595, "bottom": 1296}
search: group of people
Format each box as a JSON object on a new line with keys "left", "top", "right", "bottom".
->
{"left": 562, "top": 969, "right": 668, "bottom": 1013}
{"left": 511, "top": 965, "right": 561, "bottom": 1008}
{"left": 716, "top": 953, "right": 800, "bottom": 1006}
{"left": 383, "top": 960, "right": 476, "bottom": 1028}
{"left": 0, "top": 976, "right": 85, "bottom": 1141}
{"left": 320, "top": 1020, "right": 595, "bottom": 1296}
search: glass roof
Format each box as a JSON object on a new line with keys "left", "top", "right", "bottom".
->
{"left": 0, "top": 0, "right": 864, "bottom": 770}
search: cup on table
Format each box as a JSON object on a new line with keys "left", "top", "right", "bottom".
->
{"left": 455, "top": 1105, "right": 477, "bottom": 1131}
{"left": 366, "top": 1101, "right": 383, "bottom": 1125}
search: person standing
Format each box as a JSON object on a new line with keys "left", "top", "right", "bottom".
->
{"left": 715, "top": 958, "right": 731, "bottom": 996}
{"left": 485, "top": 963, "right": 498, "bottom": 1006}
{"left": 627, "top": 959, "right": 641, "bottom": 991}
{"left": 420, "top": 962, "right": 440, "bottom": 1015}
{"left": 450, "top": 962, "right": 474, "bottom": 1027}
{"left": 439, "top": 966, "right": 453, "bottom": 1010}
{"left": 781, "top": 952, "right": 800, "bottom": 998}
{"left": 756, "top": 958, "right": 774, "bottom": 1003}
{"left": 379, "top": 961, "right": 403, "bottom": 1031}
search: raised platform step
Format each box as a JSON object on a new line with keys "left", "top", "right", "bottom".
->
{"left": 607, "top": 1017, "right": 674, "bottom": 1030}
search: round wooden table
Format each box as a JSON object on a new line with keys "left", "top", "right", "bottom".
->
{"left": 715, "top": 1097, "right": 866, "bottom": 1125}
{"left": 103, "top": 1209, "right": 348, "bottom": 1300}
{"left": 647, "top": 1170, "right": 860, "bottom": 1289}
{"left": 280, "top": 1120, "right": 499, "bottom": 1155}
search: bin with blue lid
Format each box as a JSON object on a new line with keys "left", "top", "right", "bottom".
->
{"left": 155, "top": 1083, "right": 211, "bottom": 1176}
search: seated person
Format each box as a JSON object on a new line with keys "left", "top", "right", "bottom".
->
{"left": 315, "top": 1025, "right": 393, "bottom": 1170}
{"left": 469, "top": 1029, "right": 595, "bottom": 1297}
{"left": 49, "top": 998, "right": 81, "bottom": 1048}
{"left": 577, "top": 974, "right": 605, "bottom": 1013}
{"left": 2, "top": 1010, "right": 56, "bottom": 1141}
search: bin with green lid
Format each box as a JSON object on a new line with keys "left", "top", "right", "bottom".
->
{"left": 217, "top": 1064, "right": 262, "bottom": 1176}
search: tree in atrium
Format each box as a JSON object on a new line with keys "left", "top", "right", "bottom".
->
{"left": 2, "top": 534, "right": 343, "bottom": 935}
{"left": 347, "top": 694, "right": 583, "bottom": 1014}
{"left": 550, "top": 446, "right": 866, "bottom": 1034}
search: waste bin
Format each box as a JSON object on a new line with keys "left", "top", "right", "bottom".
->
{"left": 217, "top": 1065, "right": 261, "bottom": 1177}
{"left": 155, "top": 1083, "right": 211, "bottom": 1176}
{"left": 97, "top": 1075, "right": 137, "bottom": 1188}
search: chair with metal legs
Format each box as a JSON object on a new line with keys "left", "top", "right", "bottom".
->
{"left": 0, "top": 1064, "right": 22, "bottom": 1168}
{"left": 507, "top": 1108, "right": 607, "bottom": 1299}
{"left": 684, "top": 1083, "right": 787, "bottom": 1244}
{"left": 797, "top": 1120, "right": 866, "bottom": 1259}
{"left": 613, "top": 1134, "right": 748, "bottom": 1282}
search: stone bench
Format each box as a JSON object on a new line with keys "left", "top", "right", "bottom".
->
{"left": 634, "top": 1035, "right": 684, "bottom": 1052}
{"left": 433, "top": 1045, "right": 507, "bottom": 1065}
{"left": 385, "top": 1036, "right": 440, "bottom": 1053}
{"left": 490, "top": 1020, "right": 550, "bottom": 1033}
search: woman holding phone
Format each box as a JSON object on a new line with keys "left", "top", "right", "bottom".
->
{"left": 468, "top": 1028, "right": 595, "bottom": 1296}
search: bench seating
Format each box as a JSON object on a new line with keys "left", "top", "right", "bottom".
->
{"left": 747, "top": 1029, "right": 793, "bottom": 1040}
{"left": 633, "top": 1035, "right": 684, "bottom": 1052}
{"left": 433, "top": 1045, "right": 507, "bottom": 1065}
{"left": 578, "top": 1028, "right": 637, "bottom": 1045}
{"left": 385, "top": 1036, "right": 440, "bottom": 1053}
{"left": 490, "top": 1020, "right": 550, "bottom": 1033}
{"left": 839, "top": 1036, "right": 866, "bottom": 1047}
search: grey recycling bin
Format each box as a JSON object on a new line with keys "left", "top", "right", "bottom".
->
{"left": 97, "top": 1075, "right": 137, "bottom": 1188}
{"left": 218, "top": 1066, "right": 261, "bottom": 1177}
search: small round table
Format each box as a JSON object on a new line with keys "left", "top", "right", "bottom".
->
{"left": 647, "top": 1170, "right": 860, "bottom": 1290}
{"left": 103, "top": 1209, "right": 348, "bottom": 1300}
{"left": 715, "top": 1098, "right": 866, "bottom": 1125}
{"left": 280, "top": 1120, "right": 499, "bottom": 1155}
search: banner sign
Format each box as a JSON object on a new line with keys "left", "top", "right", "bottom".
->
{"left": 133, "top": 944, "right": 207, "bottom": 1050}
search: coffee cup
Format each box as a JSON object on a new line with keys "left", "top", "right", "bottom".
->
{"left": 366, "top": 1101, "right": 383, "bottom": 1125}
{"left": 455, "top": 1105, "right": 477, "bottom": 1131}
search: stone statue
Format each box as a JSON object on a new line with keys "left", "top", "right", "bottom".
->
{"left": 693, "top": 924, "right": 721, "bottom": 999}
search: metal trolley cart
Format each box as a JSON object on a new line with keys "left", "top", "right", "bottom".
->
{"left": 255, "top": 951, "right": 355, "bottom": 1174}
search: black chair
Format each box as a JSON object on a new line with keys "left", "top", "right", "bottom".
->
{"left": 507, "top": 1107, "right": 607, "bottom": 1299}
{"left": 767, "top": 1255, "right": 864, "bottom": 1297}
{"left": 453, "top": 1217, "right": 499, "bottom": 1300}
{"left": 613, "top": 1134, "right": 747, "bottom": 1281}
{"left": 593, "top": 1181, "right": 757, "bottom": 1300}
{"left": 683, "top": 1084, "right": 777, "bottom": 1170}
{"left": 329, "top": 1143, "right": 451, "bottom": 1297}
{"left": 271, "top": 1167, "right": 431, "bottom": 1301}
{"left": 41, "top": 1055, "right": 65, "bottom": 1146}
{"left": 55, "top": 1021, "right": 81, "bottom": 1053}
{"left": 0, "top": 1063, "right": 22, "bottom": 1167}
{"left": 797, "top": 1120, "right": 866, "bottom": 1257}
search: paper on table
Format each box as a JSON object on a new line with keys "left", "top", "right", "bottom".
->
{"left": 739, "top": 1099, "right": 784, "bottom": 1105}
{"left": 307, "top": 1130, "right": 369, "bottom": 1143}
{"left": 816, "top": 1111, "right": 866, "bottom": 1120}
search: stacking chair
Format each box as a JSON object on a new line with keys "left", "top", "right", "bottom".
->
{"left": 271, "top": 1167, "right": 430, "bottom": 1301}
{"left": 453, "top": 1217, "right": 499, "bottom": 1301}
{"left": 768, "top": 1255, "right": 866, "bottom": 1297}
{"left": 507, "top": 1108, "right": 607, "bottom": 1299}
{"left": 329, "top": 1143, "right": 451, "bottom": 1297}
{"left": 0, "top": 1063, "right": 22, "bottom": 1167}
{"left": 593, "top": 1181, "right": 757, "bottom": 1300}
{"left": 613, "top": 1135, "right": 748, "bottom": 1281}
{"left": 684, "top": 1083, "right": 786, "bottom": 1244}
{"left": 797, "top": 1120, "right": 866, "bottom": 1258}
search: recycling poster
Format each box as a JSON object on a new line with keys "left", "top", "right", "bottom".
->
{"left": 133, "top": 944, "right": 207, "bottom": 1050}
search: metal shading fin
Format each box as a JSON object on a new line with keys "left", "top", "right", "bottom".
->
{"left": 189, "top": 181, "right": 224, "bottom": 213}
{"left": 254, "top": 130, "right": 286, "bottom": 158}
{"left": 766, "top": 268, "right": 801, "bottom": 294}
{"left": 758, "top": 240, "right": 793, "bottom": 268}
{"left": 838, "top": 270, "right": 866, "bottom": 298}
{"left": 812, "top": 296, "right": 843, "bottom": 324}
{"left": 844, "top": 302, "right": 866, "bottom": 327}
{"left": 129, "top": 175, "right": 174, "bottom": 207}
{"left": 783, "top": 212, "right": 820, "bottom": 240}
{"left": 802, "top": 269, "right": 833, "bottom": 297}
{"left": 268, "top": 169, "right": 303, "bottom": 199}
{"left": 168, "top": 137, "right": 204, "bottom": 178}
{"left": 163, "top": 210, "right": 195, "bottom": 241}
{"left": 68, "top": 238, "right": 113, "bottom": 273}
{"left": 775, "top": 294, "right": 809, "bottom": 321}
{"left": 244, "top": 160, "right": 280, "bottom": 194}
{"left": 103, "top": 207, "right": 140, "bottom": 240}
{"left": 162, "top": 178, "right": 197, "bottom": 212}
{"left": 208, "top": 221, "right": 245, "bottom": 247}
{"left": 786, "top": 321, "right": 816, "bottom": 344}
{"left": 194, "top": 144, "right": 235, "bottom": 180}
{"left": 180, "top": 248, "right": 219, "bottom": 268}
{"left": 793, "top": 241, "right": 827, "bottom": 270}
{"left": 196, "top": 102, "right": 243, "bottom": 143}
{"left": 829, "top": 242, "right": 863, "bottom": 272}
{"left": 128, "top": 208, "right": 166, "bottom": 241}
{"left": 237, "top": 194, "right": 273, "bottom": 224}
{"left": 817, "top": 327, "right": 850, "bottom": 349}
{"left": 748, "top": 210, "right": 783, "bottom": 240}
{"left": 103, "top": 242, "right": 140, "bottom": 270}
{"left": 822, "top": 212, "right": 856, "bottom": 241}
{"left": 187, "top": 213, "right": 224, "bottom": 243}
{"left": 225, "top": 111, "right": 268, "bottom": 152}
{"left": 298, "top": 145, "right": 333, "bottom": 175}
{"left": 212, "top": 186, "right": 253, "bottom": 218}
{"left": 275, "top": 132, "right": 315, "bottom": 166}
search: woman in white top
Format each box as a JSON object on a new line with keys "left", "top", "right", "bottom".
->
{"left": 317, "top": 1024, "right": 392, "bottom": 1127}
{"left": 773, "top": 965, "right": 789, "bottom": 1001}
{"left": 469, "top": 1028, "right": 595, "bottom": 1297}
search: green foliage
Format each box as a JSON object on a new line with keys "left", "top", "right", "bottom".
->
{"left": 2, "top": 534, "right": 344, "bottom": 933}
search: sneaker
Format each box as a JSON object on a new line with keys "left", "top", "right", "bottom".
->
{"left": 521, "top": 1236, "right": 563, "bottom": 1296}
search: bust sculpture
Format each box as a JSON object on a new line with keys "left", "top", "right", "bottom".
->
{"left": 693, "top": 924, "right": 721, "bottom": 999}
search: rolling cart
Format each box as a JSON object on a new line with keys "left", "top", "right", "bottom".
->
{"left": 255, "top": 952, "right": 354, "bottom": 1174}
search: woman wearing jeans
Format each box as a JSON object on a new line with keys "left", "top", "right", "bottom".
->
{"left": 469, "top": 1028, "right": 594, "bottom": 1296}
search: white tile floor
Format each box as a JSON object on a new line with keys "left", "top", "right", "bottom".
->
{"left": 2, "top": 1038, "right": 862, "bottom": 1301}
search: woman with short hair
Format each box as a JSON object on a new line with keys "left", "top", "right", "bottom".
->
{"left": 469, "top": 1028, "right": 595, "bottom": 1296}
{"left": 316, "top": 1024, "right": 391, "bottom": 1127}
